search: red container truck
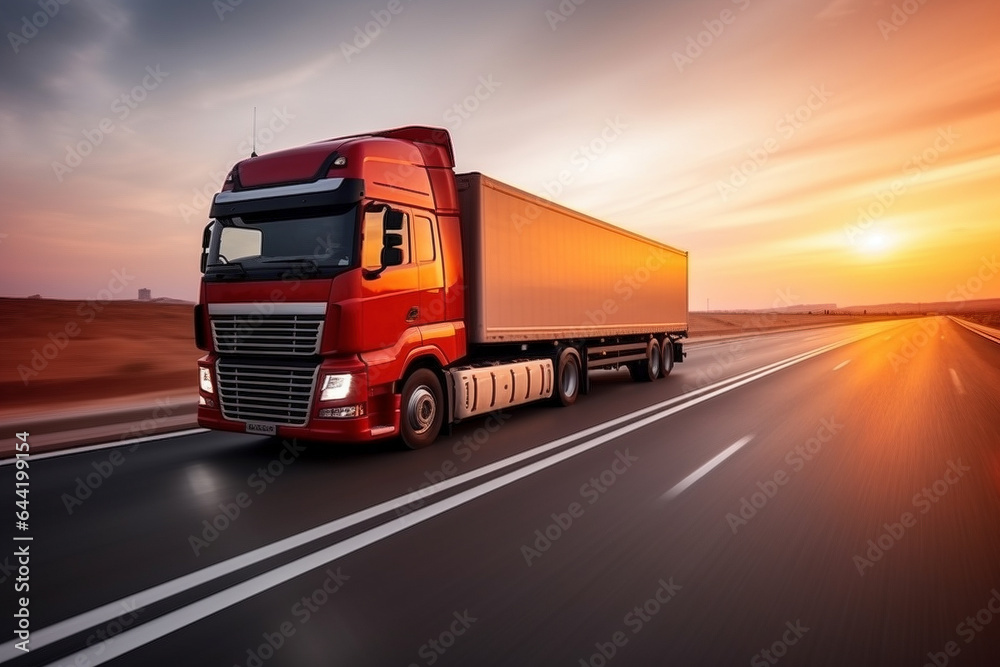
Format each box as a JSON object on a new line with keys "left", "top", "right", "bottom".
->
{"left": 196, "top": 126, "right": 688, "bottom": 448}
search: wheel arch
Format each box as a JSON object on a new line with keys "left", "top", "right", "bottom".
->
{"left": 397, "top": 346, "right": 448, "bottom": 389}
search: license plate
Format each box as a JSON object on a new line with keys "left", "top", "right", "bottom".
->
{"left": 245, "top": 422, "right": 276, "bottom": 436}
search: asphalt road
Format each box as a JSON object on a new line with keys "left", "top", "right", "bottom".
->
{"left": 2, "top": 317, "right": 999, "bottom": 667}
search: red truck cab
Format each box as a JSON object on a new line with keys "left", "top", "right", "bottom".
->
{"left": 196, "top": 127, "right": 467, "bottom": 446}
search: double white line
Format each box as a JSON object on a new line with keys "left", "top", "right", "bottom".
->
{"left": 4, "top": 328, "right": 880, "bottom": 666}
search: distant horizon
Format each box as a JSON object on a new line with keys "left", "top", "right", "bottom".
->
{"left": 5, "top": 293, "right": 999, "bottom": 316}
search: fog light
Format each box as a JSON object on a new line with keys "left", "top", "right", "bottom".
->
{"left": 319, "top": 405, "right": 365, "bottom": 419}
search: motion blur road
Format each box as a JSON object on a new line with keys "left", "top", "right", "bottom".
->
{"left": 3, "top": 317, "right": 999, "bottom": 667}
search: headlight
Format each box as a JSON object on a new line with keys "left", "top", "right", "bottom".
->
{"left": 320, "top": 374, "right": 353, "bottom": 401}
{"left": 199, "top": 367, "right": 214, "bottom": 394}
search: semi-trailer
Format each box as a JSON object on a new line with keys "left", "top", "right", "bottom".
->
{"left": 196, "top": 126, "right": 688, "bottom": 448}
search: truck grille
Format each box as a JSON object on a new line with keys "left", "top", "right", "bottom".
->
{"left": 216, "top": 360, "right": 318, "bottom": 426}
{"left": 211, "top": 314, "right": 324, "bottom": 356}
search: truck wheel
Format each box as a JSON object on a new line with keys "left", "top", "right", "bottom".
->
{"left": 660, "top": 337, "right": 675, "bottom": 377}
{"left": 632, "top": 338, "right": 661, "bottom": 382}
{"left": 400, "top": 368, "right": 444, "bottom": 449}
{"left": 554, "top": 348, "right": 581, "bottom": 407}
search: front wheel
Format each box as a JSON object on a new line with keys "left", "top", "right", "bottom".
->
{"left": 400, "top": 368, "right": 444, "bottom": 449}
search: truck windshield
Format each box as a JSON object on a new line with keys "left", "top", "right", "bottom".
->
{"left": 205, "top": 205, "right": 357, "bottom": 278}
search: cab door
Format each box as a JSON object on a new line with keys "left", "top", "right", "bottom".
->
{"left": 413, "top": 213, "right": 445, "bottom": 325}
{"left": 360, "top": 205, "right": 421, "bottom": 354}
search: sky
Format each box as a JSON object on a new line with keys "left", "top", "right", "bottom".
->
{"left": 0, "top": 0, "right": 998, "bottom": 310}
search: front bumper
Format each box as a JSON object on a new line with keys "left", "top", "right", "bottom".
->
{"left": 196, "top": 406, "right": 399, "bottom": 443}
{"left": 197, "top": 355, "right": 401, "bottom": 444}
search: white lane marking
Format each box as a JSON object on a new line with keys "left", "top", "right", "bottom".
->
{"left": 950, "top": 368, "right": 966, "bottom": 395}
{"left": 5, "top": 329, "right": 887, "bottom": 663}
{"left": 55, "top": 420, "right": 721, "bottom": 665}
{"left": 0, "top": 429, "right": 208, "bottom": 466}
{"left": 57, "top": 406, "right": 769, "bottom": 663}
{"left": 661, "top": 436, "right": 754, "bottom": 500}
{"left": 833, "top": 360, "right": 851, "bottom": 371}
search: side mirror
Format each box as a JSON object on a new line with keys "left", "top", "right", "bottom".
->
{"left": 385, "top": 210, "right": 405, "bottom": 231}
{"left": 382, "top": 232, "right": 404, "bottom": 267}
{"left": 362, "top": 207, "right": 406, "bottom": 279}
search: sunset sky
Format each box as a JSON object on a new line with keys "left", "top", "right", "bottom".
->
{"left": 1, "top": 0, "right": 998, "bottom": 309}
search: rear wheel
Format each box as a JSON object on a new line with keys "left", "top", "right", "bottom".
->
{"left": 400, "top": 368, "right": 444, "bottom": 449}
{"left": 631, "top": 338, "right": 661, "bottom": 382}
{"left": 554, "top": 348, "right": 582, "bottom": 406}
{"left": 661, "top": 337, "right": 675, "bottom": 377}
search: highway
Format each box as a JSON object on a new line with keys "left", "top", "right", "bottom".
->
{"left": 2, "top": 317, "right": 999, "bottom": 667}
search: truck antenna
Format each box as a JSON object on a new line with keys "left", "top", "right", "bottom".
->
{"left": 250, "top": 106, "right": 257, "bottom": 157}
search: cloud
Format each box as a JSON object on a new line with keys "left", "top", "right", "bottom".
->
{"left": 816, "top": 0, "right": 860, "bottom": 21}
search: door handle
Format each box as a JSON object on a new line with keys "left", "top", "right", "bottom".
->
{"left": 406, "top": 306, "right": 419, "bottom": 323}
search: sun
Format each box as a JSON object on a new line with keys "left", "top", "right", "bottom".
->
{"left": 860, "top": 232, "right": 894, "bottom": 255}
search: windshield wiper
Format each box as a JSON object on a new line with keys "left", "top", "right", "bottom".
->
{"left": 260, "top": 258, "right": 320, "bottom": 274}
{"left": 208, "top": 260, "right": 247, "bottom": 277}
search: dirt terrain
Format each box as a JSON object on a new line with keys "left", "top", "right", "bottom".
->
{"left": 955, "top": 310, "right": 1000, "bottom": 328}
{"left": 0, "top": 298, "right": 200, "bottom": 413}
{"left": 1, "top": 298, "right": 989, "bottom": 416}
{"left": 686, "top": 311, "right": 906, "bottom": 338}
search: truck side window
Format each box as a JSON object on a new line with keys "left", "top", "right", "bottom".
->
{"left": 362, "top": 210, "right": 384, "bottom": 271}
{"left": 415, "top": 216, "right": 436, "bottom": 262}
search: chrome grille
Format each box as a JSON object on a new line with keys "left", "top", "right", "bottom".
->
{"left": 211, "top": 314, "right": 324, "bottom": 356}
{"left": 216, "top": 360, "right": 318, "bottom": 426}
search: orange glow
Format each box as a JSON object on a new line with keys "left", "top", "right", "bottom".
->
{"left": 0, "top": 1, "right": 997, "bottom": 309}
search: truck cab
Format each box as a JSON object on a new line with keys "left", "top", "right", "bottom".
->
{"left": 196, "top": 127, "right": 467, "bottom": 446}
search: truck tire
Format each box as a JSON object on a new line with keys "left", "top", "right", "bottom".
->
{"left": 400, "top": 368, "right": 444, "bottom": 449}
{"left": 632, "top": 338, "right": 661, "bottom": 382}
{"left": 660, "top": 337, "right": 675, "bottom": 377}
{"left": 554, "top": 348, "right": 581, "bottom": 407}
